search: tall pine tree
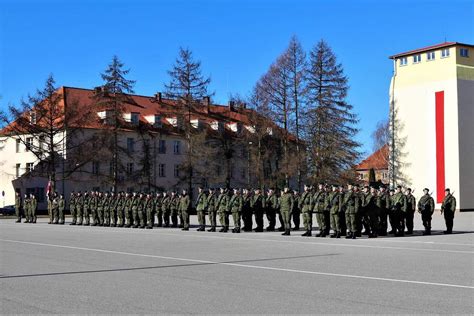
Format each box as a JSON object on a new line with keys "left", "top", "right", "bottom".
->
{"left": 305, "top": 40, "right": 360, "bottom": 183}
{"left": 164, "top": 47, "right": 212, "bottom": 196}
{"left": 93, "top": 55, "right": 135, "bottom": 193}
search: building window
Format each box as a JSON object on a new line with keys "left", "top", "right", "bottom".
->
{"left": 159, "top": 164, "right": 166, "bottom": 177}
{"left": 426, "top": 51, "right": 435, "bottom": 61}
{"left": 92, "top": 161, "right": 100, "bottom": 175}
{"left": 26, "top": 162, "right": 34, "bottom": 173}
{"left": 174, "top": 165, "right": 180, "bottom": 178}
{"left": 154, "top": 115, "right": 162, "bottom": 128}
{"left": 460, "top": 48, "right": 469, "bottom": 57}
{"left": 30, "top": 111, "right": 37, "bottom": 124}
{"left": 126, "top": 162, "right": 134, "bottom": 175}
{"left": 158, "top": 140, "right": 166, "bottom": 154}
{"left": 358, "top": 173, "right": 364, "bottom": 180}
{"left": 173, "top": 140, "right": 181, "bottom": 155}
{"left": 109, "top": 161, "right": 114, "bottom": 176}
{"left": 25, "top": 137, "right": 33, "bottom": 152}
{"left": 399, "top": 57, "right": 407, "bottom": 66}
{"left": 131, "top": 112, "right": 139, "bottom": 126}
{"left": 441, "top": 48, "right": 450, "bottom": 58}
{"left": 127, "top": 138, "right": 135, "bottom": 153}
{"left": 16, "top": 163, "right": 21, "bottom": 177}
{"left": 16, "top": 139, "right": 21, "bottom": 153}
{"left": 413, "top": 54, "right": 421, "bottom": 63}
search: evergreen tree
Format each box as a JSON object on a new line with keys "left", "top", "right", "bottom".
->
{"left": 93, "top": 55, "right": 135, "bottom": 193}
{"left": 305, "top": 40, "right": 360, "bottom": 183}
{"left": 164, "top": 47, "right": 212, "bottom": 197}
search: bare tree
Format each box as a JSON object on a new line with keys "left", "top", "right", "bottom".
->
{"left": 389, "top": 100, "right": 409, "bottom": 186}
{"left": 284, "top": 35, "right": 307, "bottom": 189}
{"left": 0, "top": 75, "right": 97, "bottom": 195}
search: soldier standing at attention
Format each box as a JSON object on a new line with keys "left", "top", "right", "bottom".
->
{"left": 441, "top": 188, "right": 456, "bottom": 234}
{"left": 206, "top": 188, "right": 217, "bottom": 232}
{"left": 390, "top": 185, "right": 407, "bottom": 236}
{"left": 103, "top": 192, "right": 110, "bottom": 226}
{"left": 170, "top": 191, "right": 179, "bottom": 228}
{"left": 145, "top": 193, "right": 154, "bottom": 229}
{"left": 229, "top": 188, "right": 243, "bottom": 233}
{"left": 251, "top": 189, "right": 265, "bottom": 232}
{"left": 179, "top": 189, "right": 191, "bottom": 231}
{"left": 153, "top": 192, "right": 163, "bottom": 227}
{"left": 327, "top": 185, "right": 342, "bottom": 238}
{"left": 376, "top": 186, "right": 390, "bottom": 236}
{"left": 241, "top": 189, "right": 253, "bottom": 232}
{"left": 217, "top": 188, "right": 230, "bottom": 232}
{"left": 362, "top": 186, "right": 378, "bottom": 238}
{"left": 47, "top": 193, "right": 53, "bottom": 224}
{"left": 76, "top": 192, "right": 84, "bottom": 226}
{"left": 130, "top": 192, "right": 139, "bottom": 228}
{"left": 96, "top": 192, "right": 105, "bottom": 226}
{"left": 69, "top": 192, "right": 77, "bottom": 225}
{"left": 15, "top": 192, "right": 22, "bottom": 223}
{"left": 291, "top": 190, "right": 300, "bottom": 231}
{"left": 195, "top": 187, "right": 207, "bottom": 231}
{"left": 58, "top": 194, "right": 65, "bottom": 224}
{"left": 343, "top": 184, "right": 359, "bottom": 239}
{"left": 115, "top": 192, "right": 124, "bottom": 227}
{"left": 300, "top": 185, "right": 313, "bottom": 237}
{"left": 266, "top": 189, "right": 279, "bottom": 231}
{"left": 83, "top": 191, "right": 91, "bottom": 226}
{"left": 109, "top": 192, "right": 118, "bottom": 227}
{"left": 280, "top": 187, "right": 294, "bottom": 236}
{"left": 417, "top": 188, "right": 435, "bottom": 235}
{"left": 313, "top": 183, "right": 327, "bottom": 237}
{"left": 30, "top": 193, "right": 37, "bottom": 224}
{"left": 405, "top": 188, "right": 416, "bottom": 234}
{"left": 23, "top": 194, "right": 30, "bottom": 223}
{"left": 124, "top": 192, "right": 132, "bottom": 228}
{"left": 161, "top": 192, "right": 171, "bottom": 227}
{"left": 51, "top": 192, "right": 59, "bottom": 224}
{"left": 338, "top": 185, "right": 347, "bottom": 236}
{"left": 90, "top": 191, "right": 98, "bottom": 226}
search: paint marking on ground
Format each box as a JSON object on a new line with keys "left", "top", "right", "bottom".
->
{"left": 1, "top": 238, "right": 473, "bottom": 290}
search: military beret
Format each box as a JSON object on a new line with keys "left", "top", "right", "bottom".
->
{"left": 445, "top": 188, "right": 450, "bottom": 192}
{"left": 423, "top": 188, "right": 429, "bottom": 192}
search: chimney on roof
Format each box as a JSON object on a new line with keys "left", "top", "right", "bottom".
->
{"left": 202, "top": 96, "right": 210, "bottom": 106}
{"left": 228, "top": 100, "right": 235, "bottom": 112}
{"left": 155, "top": 92, "right": 162, "bottom": 102}
{"left": 240, "top": 102, "right": 247, "bottom": 109}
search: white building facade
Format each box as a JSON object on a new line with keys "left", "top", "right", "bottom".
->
{"left": 389, "top": 42, "right": 474, "bottom": 211}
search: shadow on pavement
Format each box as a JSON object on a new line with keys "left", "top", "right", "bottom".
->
{"left": 0, "top": 252, "right": 340, "bottom": 279}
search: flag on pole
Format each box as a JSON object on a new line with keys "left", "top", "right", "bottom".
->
{"left": 46, "top": 180, "right": 52, "bottom": 197}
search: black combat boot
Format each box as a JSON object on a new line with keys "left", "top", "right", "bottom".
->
{"left": 219, "top": 227, "right": 225, "bottom": 232}
{"left": 234, "top": 228, "right": 240, "bottom": 233}
{"left": 208, "top": 227, "right": 216, "bottom": 232}
{"left": 70, "top": 222, "right": 76, "bottom": 225}
{"left": 301, "top": 230, "right": 309, "bottom": 236}
{"left": 254, "top": 227, "right": 263, "bottom": 232}
{"left": 330, "top": 233, "right": 337, "bottom": 238}
{"left": 336, "top": 232, "right": 341, "bottom": 238}
{"left": 346, "top": 232, "right": 352, "bottom": 239}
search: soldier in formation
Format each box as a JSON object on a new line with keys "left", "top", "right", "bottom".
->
{"left": 14, "top": 183, "right": 458, "bottom": 236}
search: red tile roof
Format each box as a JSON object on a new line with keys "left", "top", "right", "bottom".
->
{"left": 389, "top": 42, "right": 474, "bottom": 59}
{"left": 356, "top": 144, "right": 388, "bottom": 171}
{"left": 1, "top": 86, "right": 297, "bottom": 141}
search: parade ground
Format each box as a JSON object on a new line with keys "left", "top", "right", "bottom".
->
{"left": 1, "top": 213, "right": 473, "bottom": 314}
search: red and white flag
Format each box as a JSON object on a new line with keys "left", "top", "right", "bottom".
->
{"left": 46, "top": 180, "right": 52, "bottom": 196}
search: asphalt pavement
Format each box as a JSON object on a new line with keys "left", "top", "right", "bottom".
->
{"left": 1, "top": 212, "right": 473, "bottom": 314}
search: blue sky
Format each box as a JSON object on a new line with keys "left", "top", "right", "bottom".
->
{"left": 1, "top": 0, "right": 473, "bottom": 156}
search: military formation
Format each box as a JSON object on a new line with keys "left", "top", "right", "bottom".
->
{"left": 14, "top": 184, "right": 457, "bottom": 236}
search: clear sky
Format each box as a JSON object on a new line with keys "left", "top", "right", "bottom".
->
{"left": 1, "top": 0, "right": 473, "bottom": 156}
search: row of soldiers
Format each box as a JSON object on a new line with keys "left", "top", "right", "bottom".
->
{"left": 14, "top": 184, "right": 457, "bottom": 236}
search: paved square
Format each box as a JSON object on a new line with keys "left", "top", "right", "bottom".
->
{"left": 1, "top": 213, "right": 473, "bottom": 314}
